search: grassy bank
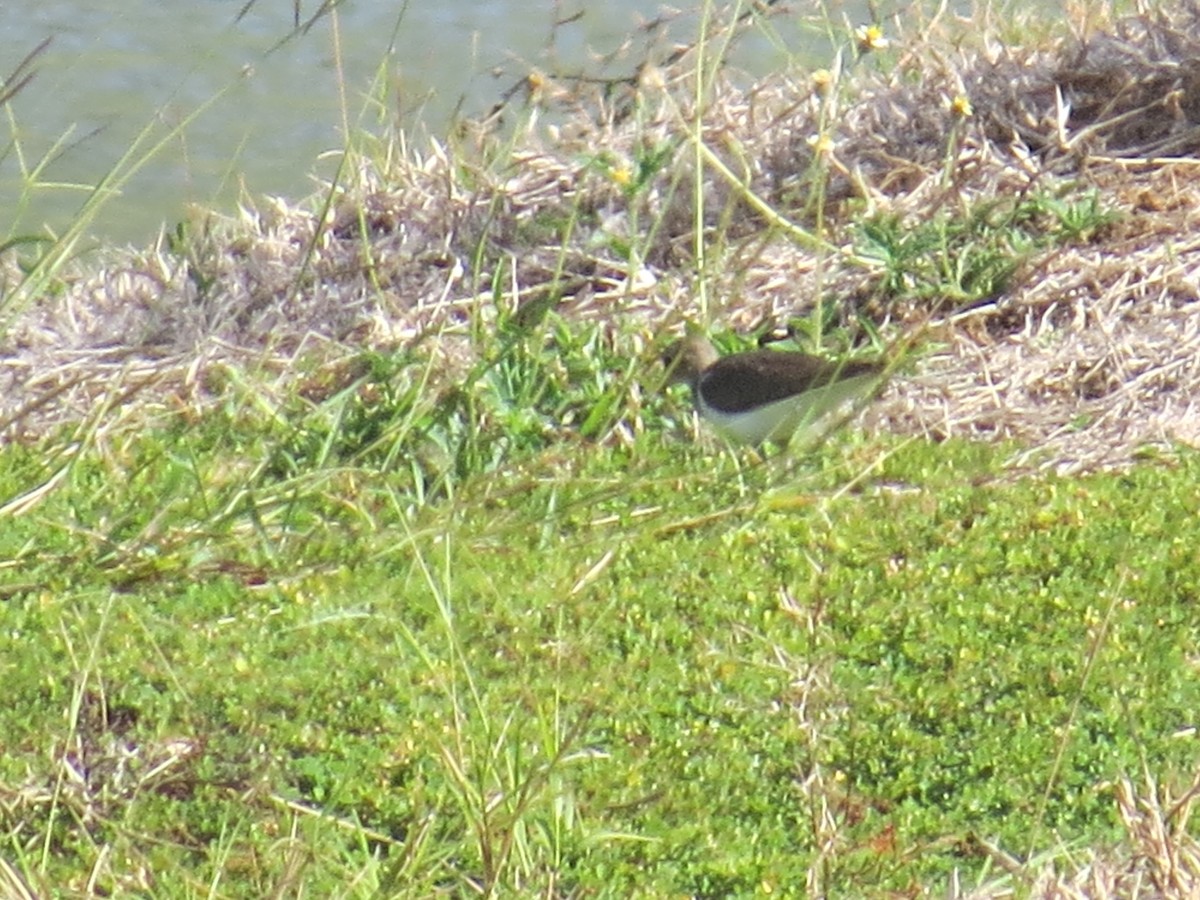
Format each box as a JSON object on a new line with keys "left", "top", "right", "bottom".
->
{"left": 3, "top": 420, "right": 1200, "bottom": 895}
{"left": 4, "top": 1, "right": 1200, "bottom": 896}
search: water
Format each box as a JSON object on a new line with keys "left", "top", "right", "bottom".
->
{"left": 0, "top": 0, "right": 883, "bottom": 245}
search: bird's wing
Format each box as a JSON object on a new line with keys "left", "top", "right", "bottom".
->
{"left": 701, "top": 350, "right": 882, "bottom": 412}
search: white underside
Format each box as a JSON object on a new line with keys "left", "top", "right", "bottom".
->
{"left": 697, "top": 373, "right": 878, "bottom": 445}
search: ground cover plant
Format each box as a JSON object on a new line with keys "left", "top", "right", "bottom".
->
{"left": 2, "top": 419, "right": 1200, "bottom": 896}
{"left": 4, "top": 0, "right": 1200, "bottom": 896}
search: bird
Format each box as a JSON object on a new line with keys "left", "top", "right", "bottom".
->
{"left": 662, "top": 333, "right": 886, "bottom": 446}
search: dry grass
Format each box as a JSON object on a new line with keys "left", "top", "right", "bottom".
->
{"left": 2, "top": 1, "right": 1200, "bottom": 467}
{"left": 4, "top": 6, "right": 1200, "bottom": 892}
{"left": 942, "top": 772, "right": 1200, "bottom": 898}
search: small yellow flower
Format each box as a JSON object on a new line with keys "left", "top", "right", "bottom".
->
{"left": 950, "top": 94, "right": 974, "bottom": 119}
{"left": 526, "top": 69, "right": 549, "bottom": 103}
{"left": 855, "top": 24, "right": 889, "bottom": 53}
{"left": 638, "top": 63, "right": 666, "bottom": 93}
{"left": 807, "top": 133, "right": 834, "bottom": 157}
{"left": 811, "top": 68, "right": 833, "bottom": 95}
{"left": 610, "top": 164, "right": 633, "bottom": 187}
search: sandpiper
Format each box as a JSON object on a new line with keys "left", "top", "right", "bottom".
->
{"left": 662, "top": 334, "right": 885, "bottom": 446}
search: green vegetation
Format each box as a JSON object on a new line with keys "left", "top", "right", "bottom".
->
{"left": 855, "top": 189, "right": 1118, "bottom": 309}
{"left": 2, "top": 325, "right": 1199, "bottom": 894}
{"left": 4, "top": 0, "right": 1200, "bottom": 895}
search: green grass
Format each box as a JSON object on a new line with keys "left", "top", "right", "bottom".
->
{"left": 3, "top": 2, "right": 1196, "bottom": 894}
{"left": 2, "top": 342, "right": 1198, "bottom": 894}
{"left": 854, "top": 188, "right": 1119, "bottom": 311}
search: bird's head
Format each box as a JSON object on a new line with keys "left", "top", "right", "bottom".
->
{"left": 661, "top": 334, "right": 719, "bottom": 385}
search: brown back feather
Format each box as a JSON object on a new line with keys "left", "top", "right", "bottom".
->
{"left": 699, "top": 350, "right": 884, "bottom": 412}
